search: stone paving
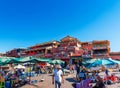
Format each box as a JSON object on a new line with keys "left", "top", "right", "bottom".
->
{"left": 21, "top": 73, "right": 75, "bottom": 88}
{"left": 21, "top": 72, "right": 120, "bottom": 88}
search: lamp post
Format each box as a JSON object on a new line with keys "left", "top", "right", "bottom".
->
{"left": 29, "top": 56, "right": 32, "bottom": 84}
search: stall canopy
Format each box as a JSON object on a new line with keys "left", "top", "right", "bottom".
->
{"left": 109, "top": 58, "right": 120, "bottom": 64}
{"left": 11, "top": 57, "right": 33, "bottom": 63}
{"left": 0, "top": 58, "right": 11, "bottom": 65}
{"left": 88, "top": 59, "right": 116, "bottom": 68}
{"left": 0, "top": 57, "right": 52, "bottom": 66}
{"left": 49, "top": 60, "right": 64, "bottom": 64}
{"left": 35, "top": 58, "right": 51, "bottom": 62}
{"left": 83, "top": 59, "right": 97, "bottom": 64}
{"left": 14, "top": 64, "right": 26, "bottom": 69}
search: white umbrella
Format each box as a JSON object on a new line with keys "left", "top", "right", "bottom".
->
{"left": 109, "top": 58, "right": 120, "bottom": 64}
{"left": 23, "top": 62, "right": 35, "bottom": 66}
{"left": 46, "top": 63, "right": 50, "bottom": 66}
{"left": 14, "top": 64, "right": 26, "bottom": 69}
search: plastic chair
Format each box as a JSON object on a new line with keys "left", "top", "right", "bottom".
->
{"left": 5, "top": 81, "right": 11, "bottom": 88}
{"left": 11, "top": 80, "right": 14, "bottom": 88}
{"left": 0, "top": 82, "right": 5, "bottom": 88}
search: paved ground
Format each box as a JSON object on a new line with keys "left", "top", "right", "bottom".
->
{"left": 21, "top": 72, "right": 120, "bottom": 88}
{"left": 21, "top": 73, "right": 75, "bottom": 88}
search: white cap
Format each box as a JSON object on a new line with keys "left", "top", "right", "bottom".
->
{"left": 56, "top": 65, "right": 62, "bottom": 68}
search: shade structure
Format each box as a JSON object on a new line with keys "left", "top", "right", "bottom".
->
{"left": 14, "top": 64, "right": 26, "bottom": 69}
{"left": 101, "top": 59, "right": 115, "bottom": 65}
{"left": 49, "top": 60, "right": 64, "bottom": 64}
{"left": 35, "top": 58, "right": 51, "bottom": 62}
{"left": 109, "top": 59, "right": 120, "bottom": 64}
{"left": 0, "top": 58, "right": 11, "bottom": 65}
{"left": 82, "top": 59, "right": 97, "bottom": 67}
{"left": 11, "top": 57, "right": 33, "bottom": 63}
{"left": 46, "top": 63, "right": 51, "bottom": 66}
{"left": 88, "top": 59, "right": 115, "bottom": 68}
{"left": 0, "top": 56, "right": 35, "bottom": 65}
{"left": 0, "top": 61, "right": 3, "bottom": 66}
{"left": 22, "top": 62, "right": 35, "bottom": 66}
{"left": 0, "top": 57, "right": 52, "bottom": 66}
{"left": 0, "top": 58, "right": 10, "bottom": 62}
{"left": 88, "top": 59, "right": 101, "bottom": 67}
{"left": 83, "top": 59, "right": 97, "bottom": 64}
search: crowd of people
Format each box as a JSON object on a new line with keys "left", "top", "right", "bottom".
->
{"left": 50, "top": 60, "right": 120, "bottom": 88}
{"left": 0, "top": 68, "right": 27, "bottom": 87}
{"left": 69, "top": 61, "right": 120, "bottom": 88}
{"left": 1, "top": 60, "right": 120, "bottom": 88}
{"left": 0, "top": 63, "right": 65, "bottom": 88}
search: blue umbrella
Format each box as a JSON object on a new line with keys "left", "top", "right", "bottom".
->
{"left": 88, "top": 59, "right": 115, "bottom": 68}
{"left": 88, "top": 59, "right": 101, "bottom": 67}
{"left": 84, "top": 59, "right": 97, "bottom": 64}
{"left": 101, "top": 59, "right": 115, "bottom": 65}
{"left": 109, "top": 59, "right": 120, "bottom": 64}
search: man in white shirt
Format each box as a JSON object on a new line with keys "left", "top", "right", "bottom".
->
{"left": 52, "top": 65, "right": 64, "bottom": 88}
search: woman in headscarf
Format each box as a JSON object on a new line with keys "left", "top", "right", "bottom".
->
{"left": 93, "top": 76, "right": 105, "bottom": 88}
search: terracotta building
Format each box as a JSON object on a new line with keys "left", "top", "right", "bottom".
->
{"left": 81, "top": 42, "right": 92, "bottom": 58}
{"left": 92, "top": 40, "right": 110, "bottom": 58}
{"left": 24, "top": 41, "right": 60, "bottom": 58}
{"left": 6, "top": 48, "right": 26, "bottom": 57}
{"left": 5, "top": 36, "right": 112, "bottom": 62}
{"left": 109, "top": 52, "right": 120, "bottom": 60}
{"left": 52, "top": 36, "right": 84, "bottom": 62}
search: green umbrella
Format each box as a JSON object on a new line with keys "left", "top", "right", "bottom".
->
{"left": 0, "top": 58, "right": 9, "bottom": 62}
{"left": 10, "top": 57, "right": 34, "bottom": 63}
{"left": 36, "top": 58, "right": 52, "bottom": 62}
{"left": 0, "top": 58, "right": 11, "bottom": 65}
{"left": 49, "top": 60, "right": 64, "bottom": 64}
{"left": 0, "top": 61, "right": 3, "bottom": 66}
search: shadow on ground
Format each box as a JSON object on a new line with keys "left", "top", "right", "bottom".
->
{"left": 65, "top": 78, "right": 76, "bottom": 82}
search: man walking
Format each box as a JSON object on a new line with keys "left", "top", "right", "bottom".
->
{"left": 52, "top": 65, "right": 64, "bottom": 88}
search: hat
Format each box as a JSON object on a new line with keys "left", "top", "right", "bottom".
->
{"left": 56, "top": 65, "right": 62, "bottom": 68}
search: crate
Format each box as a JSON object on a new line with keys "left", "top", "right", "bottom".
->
{"left": 0, "top": 76, "right": 5, "bottom": 82}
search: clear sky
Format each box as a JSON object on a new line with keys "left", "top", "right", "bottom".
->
{"left": 0, "top": 0, "right": 120, "bottom": 53}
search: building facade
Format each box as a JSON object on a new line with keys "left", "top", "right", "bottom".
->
{"left": 81, "top": 42, "right": 93, "bottom": 58}
{"left": 5, "top": 36, "right": 112, "bottom": 62}
{"left": 92, "top": 40, "right": 110, "bottom": 58}
{"left": 24, "top": 41, "right": 60, "bottom": 58}
{"left": 109, "top": 52, "right": 120, "bottom": 60}
{"left": 6, "top": 48, "right": 26, "bottom": 57}
{"left": 52, "top": 36, "right": 84, "bottom": 62}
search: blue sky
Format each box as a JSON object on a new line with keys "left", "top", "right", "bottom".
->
{"left": 0, "top": 0, "right": 120, "bottom": 52}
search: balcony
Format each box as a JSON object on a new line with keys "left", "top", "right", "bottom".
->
{"left": 53, "top": 52, "right": 59, "bottom": 55}
{"left": 60, "top": 43, "right": 68, "bottom": 47}
{"left": 82, "top": 45, "right": 92, "bottom": 50}
{"left": 93, "top": 46, "right": 108, "bottom": 50}
{"left": 82, "top": 55, "right": 91, "bottom": 58}
{"left": 61, "top": 57, "right": 70, "bottom": 60}
{"left": 53, "top": 55, "right": 62, "bottom": 59}
{"left": 59, "top": 47, "right": 66, "bottom": 51}
{"left": 67, "top": 46, "right": 75, "bottom": 51}
{"left": 45, "top": 53, "right": 53, "bottom": 57}
{"left": 53, "top": 53, "right": 61, "bottom": 58}
{"left": 93, "top": 53, "right": 109, "bottom": 57}
{"left": 71, "top": 53, "right": 82, "bottom": 57}
{"left": 69, "top": 43, "right": 77, "bottom": 46}
{"left": 62, "top": 56, "right": 70, "bottom": 59}
{"left": 25, "top": 53, "right": 45, "bottom": 58}
{"left": 52, "top": 48, "right": 59, "bottom": 53}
